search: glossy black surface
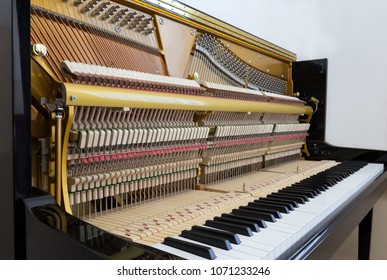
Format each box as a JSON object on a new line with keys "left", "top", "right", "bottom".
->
{"left": 25, "top": 188, "right": 178, "bottom": 260}
{"left": 293, "top": 59, "right": 327, "bottom": 142}
{"left": 0, "top": 0, "right": 31, "bottom": 259}
{"left": 358, "top": 209, "right": 373, "bottom": 260}
{"left": 14, "top": 0, "right": 32, "bottom": 260}
{"left": 0, "top": 0, "right": 14, "bottom": 260}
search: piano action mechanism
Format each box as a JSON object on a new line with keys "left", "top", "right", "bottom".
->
{"left": 30, "top": 0, "right": 384, "bottom": 259}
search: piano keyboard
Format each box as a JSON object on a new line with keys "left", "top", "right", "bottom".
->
{"left": 152, "top": 161, "right": 384, "bottom": 259}
{"left": 86, "top": 160, "right": 335, "bottom": 239}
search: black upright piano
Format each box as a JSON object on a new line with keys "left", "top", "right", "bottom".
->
{"left": 1, "top": 0, "right": 386, "bottom": 260}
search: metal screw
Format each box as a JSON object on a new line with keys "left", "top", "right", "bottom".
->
{"left": 190, "top": 29, "right": 195, "bottom": 36}
{"left": 70, "top": 95, "right": 76, "bottom": 101}
{"left": 193, "top": 72, "right": 200, "bottom": 81}
{"left": 159, "top": 18, "right": 164, "bottom": 25}
{"left": 115, "top": 25, "right": 121, "bottom": 33}
{"left": 32, "top": 43, "right": 48, "bottom": 57}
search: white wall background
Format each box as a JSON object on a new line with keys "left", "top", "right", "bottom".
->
{"left": 181, "top": 0, "right": 387, "bottom": 151}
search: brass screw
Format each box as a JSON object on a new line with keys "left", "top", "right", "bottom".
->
{"left": 32, "top": 43, "right": 48, "bottom": 57}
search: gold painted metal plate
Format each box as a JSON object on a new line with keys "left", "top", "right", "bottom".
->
{"left": 120, "top": 0, "right": 296, "bottom": 61}
{"left": 31, "top": 57, "right": 61, "bottom": 100}
{"left": 63, "top": 83, "right": 312, "bottom": 115}
{"left": 31, "top": 0, "right": 159, "bottom": 50}
{"left": 219, "top": 38, "right": 289, "bottom": 80}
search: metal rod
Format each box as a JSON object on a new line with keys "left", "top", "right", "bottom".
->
{"left": 55, "top": 107, "right": 64, "bottom": 206}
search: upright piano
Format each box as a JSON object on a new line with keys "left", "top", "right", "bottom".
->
{"left": 1, "top": 0, "right": 386, "bottom": 260}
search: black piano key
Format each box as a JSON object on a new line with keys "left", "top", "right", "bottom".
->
{"left": 278, "top": 188, "right": 316, "bottom": 198}
{"left": 268, "top": 193, "right": 307, "bottom": 204}
{"left": 285, "top": 186, "right": 321, "bottom": 195}
{"left": 325, "top": 171, "right": 349, "bottom": 177}
{"left": 316, "top": 171, "right": 345, "bottom": 177}
{"left": 313, "top": 174, "right": 340, "bottom": 180}
{"left": 191, "top": 225, "right": 241, "bottom": 244}
{"left": 273, "top": 191, "right": 310, "bottom": 201}
{"left": 287, "top": 186, "right": 321, "bottom": 195}
{"left": 305, "top": 177, "right": 339, "bottom": 184}
{"left": 258, "top": 197, "right": 298, "bottom": 208}
{"left": 292, "top": 182, "right": 329, "bottom": 191}
{"left": 239, "top": 205, "right": 282, "bottom": 219}
{"left": 163, "top": 237, "right": 216, "bottom": 260}
{"left": 213, "top": 216, "right": 260, "bottom": 232}
{"left": 248, "top": 201, "right": 290, "bottom": 214}
{"left": 276, "top": 189, "right": 314, "bottom": 201}
{"left": 180, "top": 230, "right": 232, "bottom": 250}
{"left": 232, "top": 209, "right": 276, "bottom": 222}
{"left": 301, "top": 175, "right": 334, "bottom": 180}
{"left": 221, "top": 213, "right": 267, "bottom": 228}
{"left": 205, "top": 220, "right": 253, "bottom": 236}
{"left": 255, "top": 198, "right": 295, "bottom": 210}
{"left": 300, "top": 178, "right": 336, "bottom": 186}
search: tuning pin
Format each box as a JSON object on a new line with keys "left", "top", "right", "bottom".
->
{"left": 89, "top": 2, "right": 110, "bottom": 16}
{"left": 101, "top": 5, "right": 120, "bottom": 21}
{"left": 73, "top": 0, "right": 86, "bottom": 7}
